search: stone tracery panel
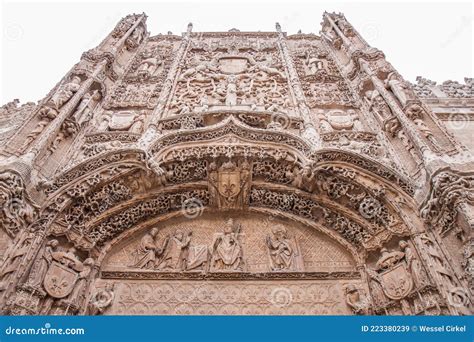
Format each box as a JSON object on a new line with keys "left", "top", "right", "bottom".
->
{"left": 96, "top": 279, "right": 360, "bottom": 315}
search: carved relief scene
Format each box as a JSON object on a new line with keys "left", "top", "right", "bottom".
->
{"left": 99, "top": 212, "right": 360, "bottom": 315}
{"left": 165, "top": 34, "right": 296, "bottom": 119}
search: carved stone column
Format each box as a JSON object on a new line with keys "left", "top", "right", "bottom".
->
{"left": 23, "top": 60, "right": 107, "bottom": 166}
{"left": 139, "top": 23, "right": 193, "bottom": 149}
{"left": 360, "top": 62, "right": 435, "bottom": 164}
{"left": 275, "top": 23, "right": 320, "bottom": 148}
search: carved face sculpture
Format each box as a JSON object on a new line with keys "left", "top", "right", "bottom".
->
{"left": 175, "top": 230, "right": 183, "bottom": 240}
{"left": 71, "top": 76, "right": 82, "bottom": 85}
{"left": 224, "top": 219, "right": 234, "bottom": 234}
{"left": 48, "top": 239, "right": 59, "bottom": 248}
{"left": 399, "top": 240, "right": 408, "bottom": 250}
{"left": 150, "top": 228, "right": 159, "bottom": 237}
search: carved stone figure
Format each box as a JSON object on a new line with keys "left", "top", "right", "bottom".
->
{"left": 73, "top": 90, "right": 102, "bottom": 127}
{"left": 266, "top": 225, "right": 302, "bottom": 271}
{"left": 365, "top": 89, "right": 392, "bottom": 123}
{"left": 21, "top": 106, "right": 58, "bottom": 150}
{"left": 88, "top": 283, "right": 115, "bottom": 315}
{"left": 399, "top": 240, "right": 425, "bottom": 288}
{"left": 132, "top": 228, "right": 162, "bottom": 269}
{"left": 50, "top": 76, "right": 82, "bottom": 110}
{"left": 384, "top": 72, "right": 414, "bottom": 107}
{"left": 210, "top": 219, "right": 243, "bottom": 271}
{"left": 157, "top": 230, "right": 191, "bottom": 271}
{"left": 137, "top": 50, "right": 163, "bottom": 79}
{"left": 27, "top": 239, "right": 59, "bottom": 289}
{"left": 345, "top": 284, "right": 370, "bottom": 314}
{"left": 304, "top": 51, "right": 325, "bottom": 75}
{"left": 66, "top": 258, "right": 94, "bottom": 305}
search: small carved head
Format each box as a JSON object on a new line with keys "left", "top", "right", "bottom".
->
{"left": 84, "top": 258, "right": 95, "bottom": 266}
{"left": 48, "top": 239, "right": 59, "bottom": 248}
{"left": 224, "top": 218, "right": 234, "bottom": 233}
{"left": 150, "top": 227, "right": 159, "bottom": 236}
{"left": 71, "top": 75, "right": 82, "bottom": 84}
{"left": 399, "top": 240, "right": 408, "bottom": 250}
{"left": 344, "top": 284, "right": 358, "bottom": 294}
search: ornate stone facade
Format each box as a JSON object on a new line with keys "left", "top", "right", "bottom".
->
{"left": 0, "top": 12, "right": 472, "bottom": 316}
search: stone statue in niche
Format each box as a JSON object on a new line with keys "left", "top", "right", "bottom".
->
{"left": 266, "top": 225, "right": 303, "bottom": 271}
{"left": 364, "top": 89, "right": 393, "bottom": 124}
{"left": 399, "top": 240, "right": 426, "bottom": 289}
{"left": 225, "top": 74, "right": 238, "bottom": 106}
{"left": 47, "top": 119, "right": 79, "bottom": 155}
{"left": 50, "top": 76, "right": 82, "bottom": 110}
{"left": 384, "top": 72, "right": 415, "bottom": 107}
{"left": 131, "top": 227, "right": 162, "bottom": 269}
{"left": 137, "top": 50, "right": 163, "bottom": 80}
{"left": 88, "top": 283, "right": 115, "bottom": 315}
{"left": 27, "top": 239, "right": 59, "bottom": 289}
{"left": 210, "top": 219, "right": 243, "bottom": 272}
{"left": 125, "top": 25, "right": 145, "bottom": 51}
{"left": 344, "top": 284, "right": 370, "bottom": 314}
{"left": 413, "top": 118, "right": 441, "bottom": 152}
{"left": 72, "top": 90, "right": 102, "bottom": 127}
{"left": 304, "top": 51, "right": 325, "bottom": 75}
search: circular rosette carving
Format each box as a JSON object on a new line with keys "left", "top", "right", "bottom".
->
{"left": 358, "top": 197, "right": 382, "bottom": 219}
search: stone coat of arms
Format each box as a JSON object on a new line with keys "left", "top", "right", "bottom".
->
{"left": 43, "top": 261, "right": 79, "bottom": 298}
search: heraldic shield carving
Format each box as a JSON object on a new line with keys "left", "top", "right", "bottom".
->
{"left": 43, "top": 261, "right": 79, "bottom": 298}
{"left": 380, "top": 262, "right": 413, "bottom": 300}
